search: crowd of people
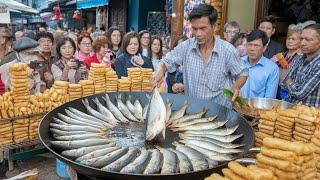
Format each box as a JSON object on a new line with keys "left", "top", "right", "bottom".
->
{"left": 0, "top": 4, "right": 319, "bottom": 108}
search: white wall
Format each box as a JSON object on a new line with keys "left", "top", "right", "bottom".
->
{"left": 227, "top": 0, "right": 256, "bottom": 31}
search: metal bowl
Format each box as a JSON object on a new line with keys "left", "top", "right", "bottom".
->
{"left": 233, "top": 98, "right": 294, "bottom": 121}
{"left": 245, "top": 98, "right": 294, "bottom": 110}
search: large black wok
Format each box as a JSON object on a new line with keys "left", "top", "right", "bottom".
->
{"left": 39, "top": 92, "right": 254, "bottom": 180}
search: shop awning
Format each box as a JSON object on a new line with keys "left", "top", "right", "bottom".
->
{"left": 77, "top": 0, "right": 109, "bottom": 10}
{"left": 66, "top": 0, "right": 77, "bottom": 6}
{"left": 0, "top": 0, "right": 39, "bottom": 14}
{"left": 8, "top": 8, "right": 21, "bottom": 13}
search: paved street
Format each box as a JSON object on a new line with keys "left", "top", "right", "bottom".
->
{"left": 2, "top": 154, "right": 60, "bottom": 180}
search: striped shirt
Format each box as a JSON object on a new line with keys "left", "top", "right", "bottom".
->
{"left": 284, "top": 54, "right": 320, "bottom": 107}
{"left": 161, "top": 37, "right": 248, "bottom": 108}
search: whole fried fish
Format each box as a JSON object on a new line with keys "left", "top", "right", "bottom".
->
{"left": 120, "top": 148, "right": 150, "bottom": 174}
{"left": 157, "top": 146, "right": 178, "bottom": 174}
{"left": 144, "top": 149, "right": 162, "bottom": 174}
{"left": 102, "top": 147, "right": 139, "bottom": 172}
{"left": 146, "top": 88, "right": 166, "bottom": 141}
{"left": 61, "top": 143, "right": 116, "bottom": 159}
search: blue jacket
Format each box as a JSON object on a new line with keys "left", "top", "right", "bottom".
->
{"left": 114, "top": 52, "right": 154, "bottom": 78}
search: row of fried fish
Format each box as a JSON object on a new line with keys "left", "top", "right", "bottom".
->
{"left": 49, "top": 93, "right": 244, "bottom": 175}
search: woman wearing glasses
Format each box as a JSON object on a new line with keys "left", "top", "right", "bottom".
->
{"left": 74, "top": 32, "right": 93, "bottom": 62}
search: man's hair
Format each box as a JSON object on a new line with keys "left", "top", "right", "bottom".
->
{"left": 36, "top": 31, "right": 54, "bottom": 42}
{"left": 259, "top": 16, "right": 276, "bottom": 29}
{"left": 246, "top": 29, "right": 269, "bottom": 46}
{"left": 188, "top": 4, "right": 217, "bottom": 25}
{"left": 303, "top": 23, "right": 320, "bottom": 35}
{"left": 224, "top": 21, "right": 240, "bottom": 32}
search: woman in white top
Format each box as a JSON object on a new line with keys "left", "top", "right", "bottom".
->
{"left": 107, "top": 26, "right": 123, "bottom": 57}
{"left": 148, "top": 35, "right": 163, "bottom": 70}
{"left": 139, "top": 30, "right": 151, "bottom": 57}
{"left": 149, "top": 35, "right": 167, "bottom": 92}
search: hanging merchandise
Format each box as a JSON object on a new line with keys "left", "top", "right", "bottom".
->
{"left": 183, "top": 0, "right": 205, "bottom": 37}
{"left": 97, "top": 7, "right": 107, "bottom": 29}
{"left": 52, "top": 5, "right": 63, "bottom": 22}
{"left": 73, "top": 10, "right": 81, "bottom": 20}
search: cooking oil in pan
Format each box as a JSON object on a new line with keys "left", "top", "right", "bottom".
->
{"left": 107, "top": 122, "right": 180, "bottom": 149}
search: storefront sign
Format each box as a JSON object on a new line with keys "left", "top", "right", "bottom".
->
{"left": 0, "top": 3, "right": 10, "bottom": 24}
{"left": 77, "top": 0, "right": 109, "bottom": 9}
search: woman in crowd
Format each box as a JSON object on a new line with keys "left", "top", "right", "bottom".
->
{"left": 107, "top": 27, "right": 123, "bottom": 56}
{"left": 114, "top": 32, "right": 153, "bottom": 78}
{"left": 231, "top": 32, "right": 247, "bottom": 57}
{"left": 139, "top": 30, "right": 151, "bottom": 57}
{"left": 66, "top": 32, "right": 78, "bottom": 50}
{"left": 51, "top": 37, "right": 87, "bottom": 84}
{"left": 84, "top": 36, "right": 111, "bottom": 68}
{"left": 149, "top": 35, "right": 167, "bottom": 92}
{"left": 74, "top": 32, "right": 93, "bottom": 62}
{"left": 148, "top": 35, "right": 163, "bottom": 70}
{"left": 272, "top": 24, "right": 303, "bottom": 82}
{"left": 272, "top": 23, "right": 303, "bottom": 100}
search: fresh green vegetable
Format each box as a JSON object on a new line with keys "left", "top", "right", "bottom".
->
{"left": 221, "top": 88, "right": 246, "bottom": 106}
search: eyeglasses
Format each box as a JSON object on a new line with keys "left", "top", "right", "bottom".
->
{"left": 225, "top": 31, "right": 239, "bottom": 35}
{"left": 80, "top": 42, "right": 92, "bottom": 47}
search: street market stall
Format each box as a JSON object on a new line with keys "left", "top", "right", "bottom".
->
{"left": 2, "top": 62, "right": 319, "bottom": 180}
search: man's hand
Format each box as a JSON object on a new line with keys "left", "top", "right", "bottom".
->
{"left": 172, "top": 83, "right": 184, "bottom": 93}
{"left": 231, "top": 76, "right": 247, "bottom": 102}
{"left": 151, "top": 62, "right": 167, "bottom": 88}
{"left": 231, "top": 86, "right": 240, "bottom": 102}
{"left": 151, "top": 70, "right": 164, "bottom": 88}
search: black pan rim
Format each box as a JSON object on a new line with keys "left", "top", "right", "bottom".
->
{"left": 39, "top": 92, "right": 255, "bottom": 178}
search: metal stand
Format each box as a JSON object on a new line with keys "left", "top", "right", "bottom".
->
{"left": 0, "top": 139, "right": 48, "bottom": 171}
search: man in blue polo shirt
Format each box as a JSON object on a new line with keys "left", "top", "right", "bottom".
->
{"left": 241, "top": 29, "right": 280, "bottom": 98}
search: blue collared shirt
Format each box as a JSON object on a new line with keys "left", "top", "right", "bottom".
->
{"left": 161, "top": 37, "right": 248, "bottom": 108}
{"left": 241, "top": 56, "right": 280, "bottom": 99}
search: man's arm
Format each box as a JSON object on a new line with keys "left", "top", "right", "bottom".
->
{"left": 226, "top": 45, "right": 249, "bottom": 101}
{"left": 152, "top": 62, "right": 167, "bottom": 87}
{"left": 152, "top": 40, "right": 188, "bottom": 87}
{"left": 288, "top": 65, "right": 320, "bottom": 100}
{"left": 231, "top": 76, "right": 247, "bottom": 101}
